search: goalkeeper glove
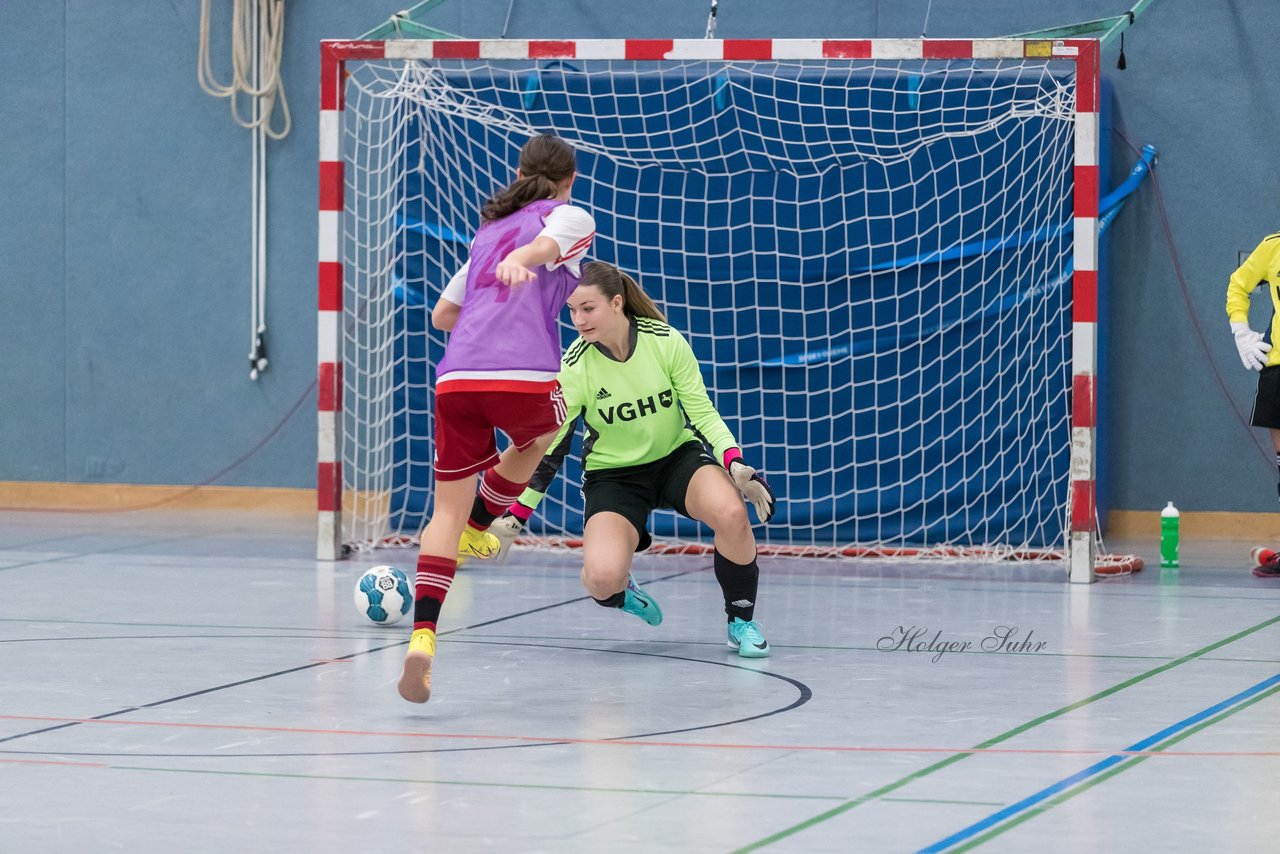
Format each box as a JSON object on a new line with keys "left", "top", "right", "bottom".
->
{"left": 489, "top": 514, "right": 522, "bottom": 563}
{"left": 729, "top": 459, "right": 776, "bottom": 524}
{"left": 490, "top": 503, "right": 535, "bottom": 563}
{"left": 1232, "top": 321, "right": 1271, "bottom": 371}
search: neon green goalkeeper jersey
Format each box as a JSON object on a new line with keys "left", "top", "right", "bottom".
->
{"left": 519, "top": 316, "right": 738, "bottom": 507}
{"left": 1226, "top": 232, "right": 1280, "bottom": 367}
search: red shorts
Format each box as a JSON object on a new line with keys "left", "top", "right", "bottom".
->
{"left": 433, "top": 385, "right": 566, "bottom": 480}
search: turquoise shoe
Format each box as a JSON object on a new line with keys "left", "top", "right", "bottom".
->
{"left": 727, "top": 617, "right": 770, "bottom": 658}
{"left": 620, "top": 576, "right": 663, "bottom": 626}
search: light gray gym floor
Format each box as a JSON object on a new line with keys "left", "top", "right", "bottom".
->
{"left": 2, "top": 509, "right": 1278, "bottom": 853}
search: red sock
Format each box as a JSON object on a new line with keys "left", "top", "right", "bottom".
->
{"left": 468, "top": 469, "right": 529, "bottom": 529}
{"left": 413, "top": 554, "right": 457, "bottom": 631}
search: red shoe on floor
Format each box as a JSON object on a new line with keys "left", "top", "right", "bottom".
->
{"left": 1250, "top": 547, "right": 1280, "bottom": 578}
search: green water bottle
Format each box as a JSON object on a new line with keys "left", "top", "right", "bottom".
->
{"left": 1160, "top": 501, "right": 1180, "bottom": 568}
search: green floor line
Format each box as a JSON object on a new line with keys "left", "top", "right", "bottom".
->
{"left": 951, "top": 680, "right": 1280, "bottom": 851}
{"left": 880, "top": 797, "right": 1007, "bottom": 807}
{"left": 110, "top": 764, "right": 846, "bottom": 801}
{"left": 732, "top": 612, "right": 1280, "bottom": 853}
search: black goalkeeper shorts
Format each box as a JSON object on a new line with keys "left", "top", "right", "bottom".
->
{"left": 582, "top": 441, "right": 719, "bottom": 552}
{"left": 1252, "top": 365, "right": 1280, "bottom": 429}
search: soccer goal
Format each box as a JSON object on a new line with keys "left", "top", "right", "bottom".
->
{"left": 318, "top": 37, "right": 1129, "bottom": 583}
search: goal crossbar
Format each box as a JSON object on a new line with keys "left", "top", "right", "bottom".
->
{"left": 317, "top": 37, "right": 1105, "bottom": 583}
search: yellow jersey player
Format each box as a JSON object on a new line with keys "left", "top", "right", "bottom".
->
{"left": 1226, "top": 231, "right": 1280, "bottom": 577}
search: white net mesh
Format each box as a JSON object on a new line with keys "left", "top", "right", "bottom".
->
{"left": 338, "top": 53, "right": 1096, "bottom": 562}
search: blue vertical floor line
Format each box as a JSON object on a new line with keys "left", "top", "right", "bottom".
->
{"left": 918, "top": 672, "right": 1280, "bottom": 853}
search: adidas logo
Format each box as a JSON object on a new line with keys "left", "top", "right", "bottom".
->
{"left": 596, "top": 387, "right": 611, "bottom": 400}
{"left": 730, "top": 599, "right": 754, "bottom": 608}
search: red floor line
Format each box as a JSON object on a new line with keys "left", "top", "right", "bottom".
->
{"left": 1, "top": 714, "right": 1278, "bottom": 758}
{"left": 0, "top": 756, "right": 109, "bottom": 768}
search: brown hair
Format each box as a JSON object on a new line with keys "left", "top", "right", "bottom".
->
{"left": 580, "top": 261, "right": 666, "bottom": 322}
{"left": 480, "top": 135, "right": 577, "bottom": 221}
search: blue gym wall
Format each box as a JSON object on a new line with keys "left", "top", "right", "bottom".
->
{"left": 2, "top": 1, "right": 1278, "bottom": 518}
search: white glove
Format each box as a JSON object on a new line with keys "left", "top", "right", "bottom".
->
{"left": 1232, "top": 321, "right": 1271, "bottom": 371}
{"left": 729, "top": 459, "right": 776, "bottom": 524}
{"left": 489, "top": 514, "right": 524, "bottom": 563}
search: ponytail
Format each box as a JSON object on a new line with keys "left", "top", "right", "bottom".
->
{"left": 618, "top": 271, "right": 666, "bottom": 322}
{"left": 481, "top": 135, "right": 577, "bottom": 221}
{"left": 580, "top": 262, "right": 666, "bottom": 322}
{"left": 481, "top": 173, "right": 562, "bottom": 221}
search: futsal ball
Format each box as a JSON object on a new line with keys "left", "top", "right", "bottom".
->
{"left": 353, "top": 565, "right": 412, "bottom": 625}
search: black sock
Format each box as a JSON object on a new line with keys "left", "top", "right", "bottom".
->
{"left": 468, "top": 494, "right": 498, "bottom": 530}
{"left": 414, "top": 596, "right": 443, "bottom": 627}
{"left": 714, "top": 549, "right": 759, "bottom": 623}
{"left": 593, "top": 591, "right": 625, "bottom": 609}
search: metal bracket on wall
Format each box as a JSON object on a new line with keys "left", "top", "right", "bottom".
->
{"left": 361, "top": 0, "right": 463, "bottom": 40}
{"left": 1005, "top": 0, "right": 1161, "bottom": 47}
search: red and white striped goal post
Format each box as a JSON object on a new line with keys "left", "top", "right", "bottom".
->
{"left": 316, "top": 37, "right": 1106, "bottom": 582}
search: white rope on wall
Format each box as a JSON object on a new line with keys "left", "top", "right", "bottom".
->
{"left": 198, "top": 0, "right": 290, "bottom": 380}
{"left": 198, "top": 0, "right": 291, "bottom": 138}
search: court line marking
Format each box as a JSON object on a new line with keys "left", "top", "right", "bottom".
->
{"left": 9, "top": 685, "right": 1273, "bottom": 812}
{"left": 3, "top": 714, "right": 1280, "bottom": 759}
{"left": 881, "top": 798, "right": 1006, "bottom": 807}
{"left": 462, "top": 633, "right": 1280, "bottom": 663}
{"left": 74, "top": 764, "right": 852, "bottom": 801}
{"left": 0, "top": 633, "right": 407, "bottom": 644}
{"left": 0, "top": 640, "right": 407, "bottom": 747}
{"left": 0, "top": 567, "right": 711, "bottom": 748}
{"left": 0, "top": 531, "right": 103, "bottom": 551}
{"left": 0, "top": 532, "right": 203, "bottom": 572}
{"left": 0, "top": 757, "right": 107, "bottom": 768}
{"left": 8, "top": 618, "right": 1280, "bottom": 669}
{"left": 732, "top": 611, "right": 1280, "bottom": 852}
{"left": 0, "top": 617, "right": 396, "bottom": 634}
{"left": 934, "top": 676, "right": 1280, "bottom": 852}
{"left": 0, "top": 642, "right": 811, "bottom": 755}
{"left": 4, "top": 629, "right": 1279, "bottom": 667}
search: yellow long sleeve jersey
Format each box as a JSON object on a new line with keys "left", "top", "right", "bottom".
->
{"left": 1226, "top": 232, "right": 1280, "bottom": 367}
{"left": 517, "top": 317, "right": 739, "bottom": 512}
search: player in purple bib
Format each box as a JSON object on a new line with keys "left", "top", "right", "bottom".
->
{"left": 437, "top": 198, "right": 582, "bottom": 382}
{"left": 399, "top": 135, "right": 595, "bottom": 704}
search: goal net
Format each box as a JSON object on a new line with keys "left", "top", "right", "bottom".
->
{"left": 320, "top": 39, "right": 1122, "bottom": 579}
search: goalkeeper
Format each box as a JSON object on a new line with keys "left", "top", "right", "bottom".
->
{"left": 1227, "top": 231, "right": 1280, "bottom": 577}
{"left": 492, "top": 261, "right": 777, "bottom": 657}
